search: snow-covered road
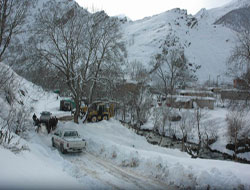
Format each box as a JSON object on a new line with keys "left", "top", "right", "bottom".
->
{"left": 33, "top": 127, "right": 176, "bottom": 190}
{"left": 63, "top": 151, "right": 177, "bottom": 190}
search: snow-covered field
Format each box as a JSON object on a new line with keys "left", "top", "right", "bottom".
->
{"left": 71, "top": 120, "right": 250, "bottom": 189}
{"left": 1, "top": 85, "right": 250, "bottom": 189}
{"left": 1, "top": 0, "right": 250, "bottom": 189}
{"left": 0, "top": 138, "right": 81, "bottom": 190}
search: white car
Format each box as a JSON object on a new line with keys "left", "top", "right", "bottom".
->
{"left": 52, "top": 128, "right": 86, "bottom": 153}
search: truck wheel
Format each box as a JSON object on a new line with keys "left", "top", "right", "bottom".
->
{"left": 52, "top": 138, "right": 55, "bottom": 147}
{"left": 91, "top": 116, "right": 97, "bottom": 122}
{"left": 60, "top": 144, "right": 66, "bottom": 154}
{"left": 102, "top": 115, "right": 109, "bottom": 120}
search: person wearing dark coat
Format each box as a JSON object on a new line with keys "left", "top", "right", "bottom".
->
{"left": 46, "top": 119, "right": 51, "bottom": 134}
{"left": 33, "top": 114, "right": 40, "bottom": 133}
{"left": 32, "top": 113, "right": 37, "bottom": 122}
{"left": 35, "top": 118, "right": 41, "bottom": 133}
{"left": 51, "top": 116, "right": 58, "bottom": 131}
{"left": 55, "top": 116, "right": 58, "bottom": 127}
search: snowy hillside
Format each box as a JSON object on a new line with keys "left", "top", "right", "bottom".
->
{"left": 2, "top": 1, "right": 250, "bottom": 189}
{"left": 214, "top": 7, "right": 250, "bottom": 32}
{"left": 196, "top": 0, "right": 250, "bottom": 25}
{"left": 10, "top": 0, "right": 248, "bottom": 85}
{"left": 0, "top": 67, "right": 249, "bottom": 189}
{"left": 121, "top": 0, "right": 250, "bottom": 83}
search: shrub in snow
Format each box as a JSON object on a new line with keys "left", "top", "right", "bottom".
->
{"left": 186, "top": 107, "right": 210, "bottom": 158}
{"left": 111, "top": 151, "right": 117, "bottom": 159}
{"left": 121, "top": 157, "right": 139, "bottom": 168}
{"left": 152, "top": 106, "right": 170, "bottom": 136}
{"left": 226, "top": 107, "right": 250, "bottom": 161}
{"left": 179, "top": 110, "right": 193, "bottom": 151}
{"left": 0, "top": 126, "right": 13, "bottom": 145}
{"left": 0, "top": 124, "right": 29, "bottom": 153}
{"left": 0, "top": 65, "right": 33, "bottom": 153}
{"left": 203, "top": 119, "right": 218, "bottom": 147}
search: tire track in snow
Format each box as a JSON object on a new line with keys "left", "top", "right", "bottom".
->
{"left": 70, "top": 156, "right": 123, "bottom": 190}
{"left": 85, "top": 152, "right": 176, "bottom": 190}
{"left": 64, "top": 151, "right": 177, "bottom": 190}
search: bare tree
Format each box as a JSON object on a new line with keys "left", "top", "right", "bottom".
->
{"left": 226, "top": 108, "right": 248, "bottom": 161}
{"left": 152, "top": 106, "right": 171, "bottom": 145}
{"left": 184, "top": 107, "right": 207, "bottom": 158}
{"left": 131, "top": 86, "right": 153, "bottom": 125}
{"left": 128, "top": 60, "right": 149, "bottom": 83}
{"left": 0, "top": 64, "right": 17, "bottom": 108}
{"left": 203, "top": 119, "right": 218, "bottom": 148}
{"left": 0, "top": 64, "right": 30, "bottom": 149}
{"left": 0, "top": 105, "right": 30, "bottom": 151}
{"left": 227, "top": 30, "right": 250, "bottom": 88}
{"left": 0, "top": 65, "right": 13, "bottom": 90}
{"left": 0, "top": 0, "right": 30, "bottom": 61}
{"left": 179, "top": 110, "right": 192, "bottom": 151}
{"left": 194, "top": 107, "right": 203, "bottom": 157}
{"left": 125, "top": 61, "right": 152, "bottom": 125}
{"left": 151, "top": 33, "right": 199, "bottom": 97}
{"left": 34, "top": 1, "right": 125, "bottom": 123}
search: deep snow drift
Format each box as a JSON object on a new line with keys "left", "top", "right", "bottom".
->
{"left": 68, "top": 120, "right": 250, "bottom": 189}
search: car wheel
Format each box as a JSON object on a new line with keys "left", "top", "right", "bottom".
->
{"left": 102, "top": 115, "right": 109, "bottom": 120}
{"left": 60, "top": 144, "right": 66, "bottom": 154}
{"left": 91, "top": 116, "right": 97, "bottom": 122}
{"left": 52, "top": 138, "right": 55, "bottom": 147}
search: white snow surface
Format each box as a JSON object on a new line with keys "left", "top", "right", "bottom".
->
{"left": 0, "top": 139, "right": 81, "bottom": 189}
{"left": 2, "top": 1, "right": 250, "bottom": 188}
{"left": 121, "top": 0, "right": 244, "bottom": 83}
{"left": 20, "top": 0, "right": 247, "bottom": 84}
{"left": 83, "top": 121, "right": 250, "bottom": 189}
{"left": 2, "top": 85, "right": 250, "bottom": 189}
{"left": 1, "top": 65, "right": 250, "bottom": 189}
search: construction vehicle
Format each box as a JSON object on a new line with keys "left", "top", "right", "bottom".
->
{"left": 60, "top": 99, "right": 76, "bottom": 111}
{"left": 81, "top": 101, "right": 115, "bottom": 122}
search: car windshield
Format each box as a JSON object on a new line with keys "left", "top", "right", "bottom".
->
{"left": 41, "top": 112, "right": 51, "bottom": 115}
{"left": 64, "top": 131, "right": 78, "bottom": 137}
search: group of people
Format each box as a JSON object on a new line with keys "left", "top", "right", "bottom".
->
{"left": 32, "top": 113, "right": 58, "bottom": 134}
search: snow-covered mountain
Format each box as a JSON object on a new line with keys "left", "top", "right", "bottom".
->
{"left": 121, "top": 0, "right": 250, "bottom": 84}
{"left": 214, "top": 7, "right": 250, "bottom": 32}
{"left": 10, "top": 0, "right": 249, "bottom": 85}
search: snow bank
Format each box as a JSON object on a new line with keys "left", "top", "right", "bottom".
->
{"left": 63, "top": 120, "right": 250, "bottom": 189}
{"left": 0, "top": 134, "right": 81, "bottom": 189}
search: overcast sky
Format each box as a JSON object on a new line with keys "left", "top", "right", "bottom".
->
{"left": 75, "top": 0, "right": 233, "bottom": 20}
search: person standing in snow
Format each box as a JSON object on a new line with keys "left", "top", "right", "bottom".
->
{"left": 46, "top": 119, "right": 51, "bottom": 134}
{"left": 32, "top": 113, "right": 37, "bottom": 122}
{"left": 35, "top": 118, "right": 41, "bottom": 133}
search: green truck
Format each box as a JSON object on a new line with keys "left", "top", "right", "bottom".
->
{"left": 60, "top": 99, "right": 76, "bottom": 111}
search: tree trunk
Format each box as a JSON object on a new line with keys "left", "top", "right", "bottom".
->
{"left": 234, "top": 131, "right": 238, "bottom": 161}
{"left": 122, "top": 105, "right": 126, "bottom": 121}
{"left": 159, "top": 136, "right": 163, "bottom": 146}
{"left": 196, "top": 124, "right": 202, "bottom": 157}
{"left": 182, "top": 137, "right": 184, "bottom": 152}
{"left": 73, "top": 97, "right": 80, "bottom": 124}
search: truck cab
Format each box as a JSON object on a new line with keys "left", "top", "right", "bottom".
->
{"left": 52, "top": 128, "right": 86, "bottom": 153}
